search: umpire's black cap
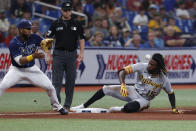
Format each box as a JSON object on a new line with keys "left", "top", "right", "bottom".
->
{"left": 61, "top": 1, "right": 73, "bottom": 11}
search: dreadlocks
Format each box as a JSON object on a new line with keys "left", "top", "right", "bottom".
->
{"left": 152, "top": 53, "right": 167, "bottom": 75}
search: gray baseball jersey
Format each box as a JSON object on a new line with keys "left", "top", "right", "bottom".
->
{"left": 103, "top": 62, "right": 173, "bottom": 110}
{"left": 131, "top": 63, "right": 173, "bottom": 100}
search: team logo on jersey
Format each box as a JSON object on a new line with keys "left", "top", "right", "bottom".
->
{"left": 96, "top": 54, "right": 140, "bottom": 80}
{"left": 19, "top": 44, "right": 36, "bottom": 55}
{"left": 138, "top": 74, "right": 162, "bottom": 90}
{"left": 71, "top": 26, "right": 77, "bottom": 31}
{"left": 56, "top": 27, "right": 63, "bottom": 31}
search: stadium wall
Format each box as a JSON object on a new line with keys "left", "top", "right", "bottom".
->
{"left": 0, "top": 48, "right": 196, "bottom": 85}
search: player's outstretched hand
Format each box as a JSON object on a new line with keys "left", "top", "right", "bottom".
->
{"left": 120, "top": 83, "right": 128, "bottom": 97}
{"left": 33, "top": 49, "right": 45, "bottom": 59}
{"left": 172, "top": 108, "right": 184, "bottom": 114}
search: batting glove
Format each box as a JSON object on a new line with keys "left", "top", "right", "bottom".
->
{"left": 120, "top": 83, "right": 128, "bottom": 97}
{"left": 172, "top": 108, "right": 184, "bottom": 114}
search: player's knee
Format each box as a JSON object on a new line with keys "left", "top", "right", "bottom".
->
{"left": 123, "top": 101, "right": 140, "bottom": 113}
{"left": 45, "top": 84, "right": 55, "bottom": 91}
{"left": 102, "top": 85, "right": 112, "bottom": 95}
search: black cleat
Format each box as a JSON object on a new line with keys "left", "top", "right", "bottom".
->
{"left": 59, "top": 108, "right": 68, "bottom": 115}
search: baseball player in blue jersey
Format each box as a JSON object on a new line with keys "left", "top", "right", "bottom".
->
{"left": 0, "top": 19, "right": 67, "bottom": 115}
{"left": 71, "top": 53, "right": 183, "bottom": 114}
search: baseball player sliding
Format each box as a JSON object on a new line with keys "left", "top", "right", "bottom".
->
{"left": 71, "top": 53, "right": 183, "bottom": 114}
{"left": 0, "top": 19, "right": 67, "bottom": 115}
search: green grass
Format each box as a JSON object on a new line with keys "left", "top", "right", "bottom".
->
{"left": 0, "top": 119, "right": 196, "bottom": 131}
{"left": 0, "top": 89, "right": 196, "bottom": 131}
{"left": 0, "top": 89, "right": 196, "bottom": 112}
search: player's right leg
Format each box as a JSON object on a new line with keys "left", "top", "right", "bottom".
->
{"left": 71, "top": 85, "right": 129, "bottom": 111}
{"left": 70, "top": 87, "right": 105, "bottom": 111}
{"left": 26, "top": 65, "right": 68, "bottom": 115}
{"left": 0, "top": 66, "right": 21, "bottom": 96}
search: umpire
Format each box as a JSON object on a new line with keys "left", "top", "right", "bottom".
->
{"left": 46, "top": 1, "right": 85, "bottom": 110}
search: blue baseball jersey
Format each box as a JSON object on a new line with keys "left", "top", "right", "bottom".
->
{"left": 9, "top": 34, "right": 43, "bottom": 68}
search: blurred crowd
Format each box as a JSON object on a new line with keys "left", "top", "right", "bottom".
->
{"left": 0, "top": 0, "right": 196, "bottom": 48}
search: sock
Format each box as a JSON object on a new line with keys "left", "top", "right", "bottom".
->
{"left": 84, "top": 88, "right": 105, "bottom": 108}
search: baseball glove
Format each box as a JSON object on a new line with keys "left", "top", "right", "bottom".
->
{"left": 120, "top": 83, "right": 128, "bottom": 97}
{"left": 40, "top": 38, "right": 54, "bottom": 53}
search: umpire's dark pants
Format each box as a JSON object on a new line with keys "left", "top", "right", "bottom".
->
{"left": 52, "top": 50, "right": 77, "bottom": 108}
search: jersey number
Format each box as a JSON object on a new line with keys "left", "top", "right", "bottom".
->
{"left": 147, "top": 90, "right": 157, "bottom": 98}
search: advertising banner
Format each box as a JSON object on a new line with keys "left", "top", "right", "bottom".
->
{"left": 0, "top": 48, "right": 196, "bottom": 84}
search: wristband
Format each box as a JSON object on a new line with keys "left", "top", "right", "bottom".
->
{"left": 26, "top": 55, "right": 34, "bottom": 62}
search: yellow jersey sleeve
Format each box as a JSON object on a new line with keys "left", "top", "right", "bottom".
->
{"left": 124, "top": 65, "right": 133, "bottom": 74}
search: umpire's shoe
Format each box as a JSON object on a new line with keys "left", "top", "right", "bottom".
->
{"left": 59, "top": 108, "right": 68, "bottom": 115}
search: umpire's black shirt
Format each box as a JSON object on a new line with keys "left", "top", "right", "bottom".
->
{"left": 46, "top": 17, "right": 85, "bottom": 51}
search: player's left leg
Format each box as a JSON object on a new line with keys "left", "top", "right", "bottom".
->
{"left": 109, "top": 101, "right": 140, "bottom": 113}
{"left": 25, "top": 65, "right": 66, "bottom": 113}
{"left": 122, "top": 101, "right": 140, "bottom": 113}
{"left": 71, "top": 88, "right": 106, "bottom": 111}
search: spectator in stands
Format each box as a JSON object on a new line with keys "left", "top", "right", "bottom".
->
{"left": 163, "top": 26, "right": 192, "bottom": 47}
{"left": 10, "top": 0, "right": 31, "bottom": 18}
{"left": 83, "top": 0, "right": 94, "bottom": 26}
{"left": 5, "top": 25, "right": 17, "bottom": 47}
{"left": 101, "top": 17, "right": 110, "bottom": 39}
{"left": 163, "top": 26, "right": 182, "bottom": 47}
{"left": 0, "top": 9, "right": 10, "bottom": 33}
{"left": 189, "top": 1, "right": 196, "bottom": 31}
{"left": 32, "top": 20, "right": 42, "bottom": 36}
{"left": 83, "top": 0, "right": 94, "bottom": 17}
{"left": 104, "top": 25, "right": 122, "bottom": 47}
{"left": 185, "top": 0, "right": 194, "bottom": 9}
{"left": 120, "top": 28, "right": 131, "bottom": 47}
{"left": 105, "top": 1, "right": 116, "bottom": 17}
{"left": 148, "top": 13, "right": 166, "bottom": 30}
{"left": 141, "top": 31, "right": 162, "bottom": 48}
{"left": 167, "top": 18, "right": 181, "bottom": 33}
{"left": 90, "top": 31, "right": 105, "bottom": 47}
{"left": 147, "top": 5, "right": 157, "bottom": 20}
{"left": 89, "top": 17, "right": 107, "bottom": 38}
{"left": 189, "top": 1, "right": 196, "bottom": 19}
{"left": 109, "top": 7, "right": 127, "bottom": 29}
{"left": 154, "top": 28, "right": 164, "bottom": 48}
{"left": 124, "top": 34, "right": 142, "bottom": 48}
{"left": 159, "top": 6, "right": 172, "bottom": 23}
{"left": 0, "top": 32, "right": 5, "bottom": 43}
{"left": 0, "top": 0, "right": 10, "bottom": 10}
{"left": 132, "top": 29, "right": 140, "bottom": 36}
{"left": 133, "top": 7, "right": 148, "bottom": 26}
{"left": 126, "top": 0, "right": 142, "bottom": 12}
{"left": 22, "top": 11, "right": 31, "bottom": 20}
{"left": 92, "top": 3, "right": 106, "bottom": 22}
{"left": 176, "top": 2, "right": 190, "bottom": 20}
{"left": 84, "top": 27, "right": 91, "bottom": 47}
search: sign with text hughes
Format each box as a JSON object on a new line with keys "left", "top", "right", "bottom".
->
{"left": 0, "top": 48, "right": 196, "bottom": 84}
